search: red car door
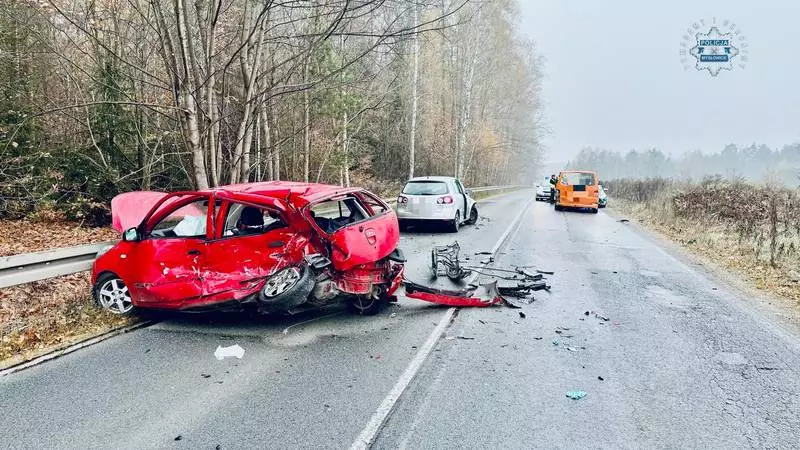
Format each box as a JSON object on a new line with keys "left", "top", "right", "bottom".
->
{"left": 200, "top": 195, "right": 303, "bottom": 304}
{"left": 124, "top": 193, "right": 212, "bottom": 308}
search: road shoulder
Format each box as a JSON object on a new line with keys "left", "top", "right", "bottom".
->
{"left": 604, "top": 204, "right": 800, "bottom": 341}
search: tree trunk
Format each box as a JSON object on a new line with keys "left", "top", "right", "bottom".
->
{"left": 254, "top": 111, "right": 261, "bottom": 180}
{"left": 208, "top": 89, "right": 220, "bottom": 186}
{"left": 173, "top": 0, "right": 209, "bottom": 189}
{"left": 408, "top": 1, "right": 419, "bottom": 179}
{"left": 269, "top": 102, "right": 280, "bottom": 180}
{"left": 455, "top": 24, "right": 479, "bottom": 179}
{"left": 342, "top": 110, "right": 350, "bottom": 187}
{"left": 259, "top": 103, "right": 273, "bottom": 180}
{"left": 303, "top": 55, "right": 311, "bottom": 182}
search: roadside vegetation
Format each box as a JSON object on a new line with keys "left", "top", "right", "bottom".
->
{"left": 570, "top": 145, "right": 800, "bottom": 185}
{"left": 0, "top": 212, "right": 118, "bottom": 257}
{"left": 0, "top": 0, "right": 544, "bottom": 226}
{"left": 1, "top": 0, "right": 542, "bottom": 365}
{"left": 606, "top": 177, "right": 800, "bottom": 306}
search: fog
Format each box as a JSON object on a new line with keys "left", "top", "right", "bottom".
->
{"left": 518, "top": 0, "right": 800, "bottom": 168}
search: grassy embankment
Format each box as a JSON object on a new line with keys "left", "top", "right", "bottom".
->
{"left": 605, "top": 178, "right": 800, "bottom": 306}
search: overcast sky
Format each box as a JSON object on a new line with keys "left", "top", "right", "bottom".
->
{"left": 518, "top": 0, "right": 800, "bottom": 165}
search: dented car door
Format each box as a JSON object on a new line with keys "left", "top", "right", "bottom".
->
{"left": 124, "top": 193, "right": 213, "bottom": 307}
{"left": 199, "top": 196, "right": 307, "bottom": 304}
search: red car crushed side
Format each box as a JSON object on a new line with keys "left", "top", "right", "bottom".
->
{"left": 92, "top": 182, "right": 404, "bottom": 315}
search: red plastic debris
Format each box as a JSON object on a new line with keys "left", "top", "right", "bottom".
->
{"left": 404, "top": 281, "right": 505, "bottom": 307}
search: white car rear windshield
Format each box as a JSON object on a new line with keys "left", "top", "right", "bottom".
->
{"left": 402, "top": 181, "right": 449, "bottom": 195}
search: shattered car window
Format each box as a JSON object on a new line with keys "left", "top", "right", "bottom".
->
{"left": 222, "top": 203, "right": 286, "bottom": 237}
{"left": 150, "top": 200, "right": 209, "bottom": 238}
{"left": 310, "top": 195, "right": 369, "bottom": 233}
{"left": 402, "top": 181, "right": 448, "bottom": 195}
{"left": 358, "top": 192, "right": 389, "bottom": 216}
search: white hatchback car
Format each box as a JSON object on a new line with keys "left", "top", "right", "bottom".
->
{"left": 396, "top": 176, "right": 478, "bottom": 232}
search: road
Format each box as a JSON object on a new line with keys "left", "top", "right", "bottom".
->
{"left": 2, "top": 190, "right": 800, "bottom": 449}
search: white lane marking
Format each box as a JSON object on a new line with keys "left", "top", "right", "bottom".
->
{"left": 350, "top": 308, "right": 457, "bottom": 450}
{"left": 349, "top": 195, "right": 534, "bottom": 450}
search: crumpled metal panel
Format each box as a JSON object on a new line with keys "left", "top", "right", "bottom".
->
{"left": 404, "top": 280, "right": 505, "bottom": 307}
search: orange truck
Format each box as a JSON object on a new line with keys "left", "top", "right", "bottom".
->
{"left": 554, "top": 170, "right": 600, "bottom": 213}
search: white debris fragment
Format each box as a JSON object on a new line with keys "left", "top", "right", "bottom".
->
{"left": 214, "top": 344, "right": 245, "bottom": 360}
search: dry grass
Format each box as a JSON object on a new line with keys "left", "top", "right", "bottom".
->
{"left": 608, "top": 178, "right": 800, "bottom": 307}
{"left": 0, "top": 272, "right": 132, "bottom": 365}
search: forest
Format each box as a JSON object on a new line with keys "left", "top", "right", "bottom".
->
{"left": 0, "top": 0, "right": 544, "bottom": 224}
{"left": 568, "top": 144, "right": 800, "bottom": 186}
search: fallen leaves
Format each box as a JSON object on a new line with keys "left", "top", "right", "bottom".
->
{"left": 0, "top": 272, "right": 132, "bottom": 363}
{"left": 0, "top": 218, "right": 117, "bottom": 257}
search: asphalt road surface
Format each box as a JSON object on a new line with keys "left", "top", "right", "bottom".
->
{"left": 3, "top": 190, "right": 800, "bottom": 449}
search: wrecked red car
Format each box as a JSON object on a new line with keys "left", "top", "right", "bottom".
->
{"left": 91, "top": 182, "right": 405, "bottom": 316}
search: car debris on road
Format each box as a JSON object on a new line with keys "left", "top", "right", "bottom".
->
{"left": 404, "top": 280, "right": 507, "bottom": 307}
{"left": 403, "top": 241, "right": 553, "bottom": 309}
{"left": 566, "top": 391, "right": 587, "bottom": 400}
{"left": 214, "top": 344, "right": 245, "bottom": 360}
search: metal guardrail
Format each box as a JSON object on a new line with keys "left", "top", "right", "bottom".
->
{"left": 0, "top": 185, "right": 523, "bottom": 289}
{"left": 0, "top": 242, "right": 115, "bottom": 289}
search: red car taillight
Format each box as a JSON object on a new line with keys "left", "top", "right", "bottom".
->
{"left": 397, "top": 195, "right": 408, "bottom": 204}
{"left": 437, "top": 195, "right": 453, "bottom": 204}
